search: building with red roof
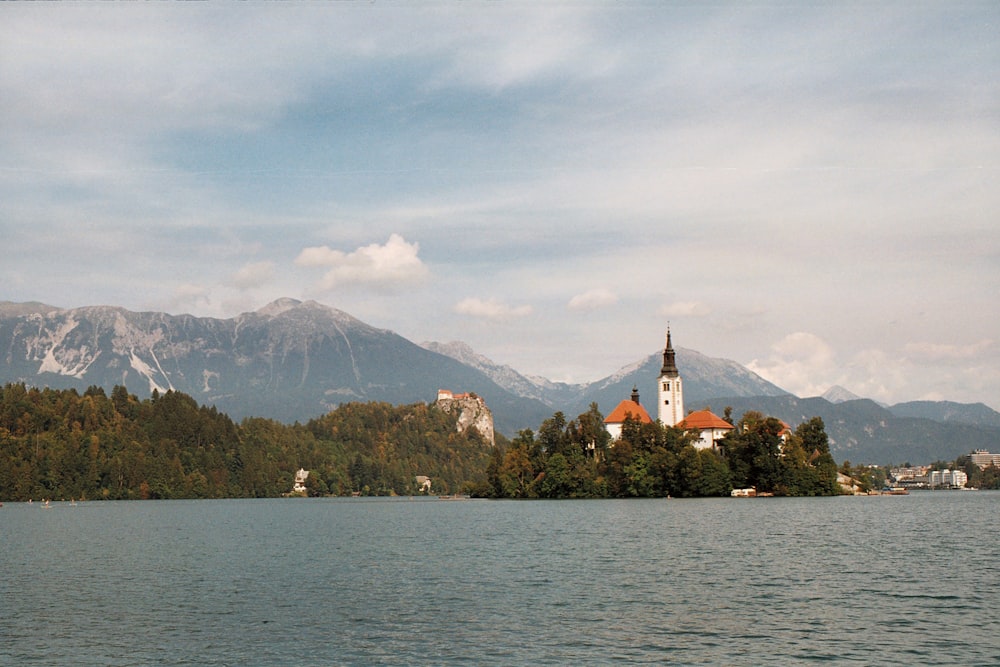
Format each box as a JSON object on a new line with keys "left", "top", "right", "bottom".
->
{"left": 604, "top": 386, "right": 653, "bottom": 441}
{"left": 677, "top": 409, "right": 734, "bottom": 450}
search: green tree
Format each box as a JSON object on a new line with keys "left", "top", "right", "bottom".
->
{"left": 721, "top": 411, "right": 785, "bottom": 494}
{"left": 496, "top": 431, "right": 537, "bottom": 498}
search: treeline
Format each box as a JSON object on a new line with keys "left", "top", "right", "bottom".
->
{"left": 0, "top": 382, "right": 841, "bottom": 501}
{"left": 949, "top": 454, "right": 1000, "bottom": 490}
{"left": 480, "top": 405, "right": 840, "bottom": 498}
{"left": 0, "top": 383, "right": 491, "bottom": 501}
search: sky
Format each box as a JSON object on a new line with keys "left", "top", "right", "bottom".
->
{"left": 2, "top": 2, "right": 998, "bottom": 409}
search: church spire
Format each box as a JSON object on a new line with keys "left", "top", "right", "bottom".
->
{"left": 660, "top": 328, "right": 678, "bottom": 377}
{"left": 657, "top": 327, "right": 684, "bottom": 427}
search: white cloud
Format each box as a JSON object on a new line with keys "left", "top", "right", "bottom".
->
{"left": 659, "top": 301, "right": 712, "bottom": 318}
{"left": 295, "top": 234, "right": 429, "bottom": 291}
{"left": 167, "top": 283, "right": 211, "bottom": 313}
{"left": 2, "top": 5, "right": 998, "bottom": 408}
{"left": 747, "top": 332, "right": 839, "bottom": 398}
{"left": 902, "top": 339, "right": 993, "bottom": 362}
{"left": 229, "top": 261, "right": 275, "bottom": 290}
{"left": 567, "top": 288, "right": 618, "bottom": 312}
{"left": 454, "top": 297, "right": 533, "bottom": 321}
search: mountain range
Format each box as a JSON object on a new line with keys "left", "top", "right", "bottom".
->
{"left": 2, "top": 298, "right": 997, "bottom": 464}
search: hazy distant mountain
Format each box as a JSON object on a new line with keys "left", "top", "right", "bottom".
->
{"left": 698, "top": 395, "right": 1000, "bottom": 465}
{"left": 420, "top": 340, "right": 581, "bottom": 408}
{"left": 575, "top": 348, "right": 790, "bottom": 419}
{"left": 3, "top": 298, "right": 997, "bottom": 463}
{"left": 888, "top": 400, "right": 1000, "bottom": 429}
{"left": 422, "top": 341, "right": 790, "bottom": 416}
{"left": 821, "top": 385, "right": 862, "bottom": 404}
{"left": 0, "top": 301, "right": 61, "bottom": 318}
{"left": 0, "top": 299, "right": 551, "bottom": 434}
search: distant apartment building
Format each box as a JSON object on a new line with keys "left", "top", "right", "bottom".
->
{"left": 927, "top": 469, "right": 968, "bottom": 489}
{"left": 890, "top": 466, "right": 930, "bottom": 488}
{"left": 970, "top": 449, "right": 1000, "bottom": 469}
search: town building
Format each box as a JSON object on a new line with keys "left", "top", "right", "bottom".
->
{"left": 292, "top": 468, "right": 309, "bottom": 494}
{"left": 970, "top": 449, "right": 1000, "bottom": 469}
{"left": 890, "top": 466, "right": 931, "bottom": 488}
{"left": 778, "top": 420, "right": 792, "bottom": 443}
{"left": 602, "top": 330, "right": 737, "bottom": 451}
{"left": 603, "top": 386, "right": 653, "bottom": 441}
{"left": 928, "top": 469, "right": 968, "bottom": 489}
{"left": 677, "top": 409, "right": 735, "bottom": 450}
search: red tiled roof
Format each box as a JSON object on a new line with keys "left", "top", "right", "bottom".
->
{"left": 604, "top": 399, "right": 653, "bottom": 425}
{"left": 677, "top": 410, "right": 734, "bottom": 430}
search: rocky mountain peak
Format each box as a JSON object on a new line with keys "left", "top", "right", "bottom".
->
{"left": 822, "top": 385, "right": 862, "bottom": 403}
{"left": 0, "top": 301, "right": 61, "bottom": 318}
{"left": 255, "top": 298, "right": 303, "bottom": 318}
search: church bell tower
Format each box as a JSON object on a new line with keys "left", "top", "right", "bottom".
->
{"left": 657, "top": 328, "right": 684, "bottom": 427}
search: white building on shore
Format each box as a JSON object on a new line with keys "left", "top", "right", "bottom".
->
{"left": 970, "top": 449, "right": 1000, "bottom": 469}
{"left": 927, "top": 469, "right": 968, "bottom": 488}
{"left": 292, "top": 468, "right": 309, "bottom": 494}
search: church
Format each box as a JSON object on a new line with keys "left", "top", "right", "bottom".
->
{"left": 604, "top": 329, "right": 733, "bottom": 449}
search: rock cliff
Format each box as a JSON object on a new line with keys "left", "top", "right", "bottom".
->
{"left": 434, "top": 390, "right": 495, "bottom": 445}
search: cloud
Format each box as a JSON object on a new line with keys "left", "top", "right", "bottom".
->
{"left": 454, "top": 297, "right": 533, "bottom": 321}
{"left": 567, "top": 288, "right": 618, "bottom": 312}
{"left": 167, "top": 283, "right": 211, "bottom": 313}
{"left": 903, "top": 339, "right": 993, "bottom": 362}
{"left": 229, "top": 261, "right": 275, "bottom": 290}
{"left": 659, "top": 301, "right": 712, "bottom": 318}
{"left": 295, "top": 234, "right": 429, "bottom": 291}
{"left": 747, "top": 332, "right": 839, "bottom": 398}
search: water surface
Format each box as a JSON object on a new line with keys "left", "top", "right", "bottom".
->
{"left": 2, "top": 493, "right": 998, "bottom": 665}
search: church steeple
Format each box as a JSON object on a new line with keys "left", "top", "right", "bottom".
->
{"left": 660, "top": 328, "right": 678, "bottom": 377}
{"left": 657, "top": 327, "right": 684, "bottom": 427}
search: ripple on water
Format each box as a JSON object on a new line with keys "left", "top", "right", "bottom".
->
{"left": 2, "top": 494, "right": 999, "bottom": 665}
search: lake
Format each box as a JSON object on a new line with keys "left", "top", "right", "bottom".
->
{"left": 2, "top": 492, "right": 998, "bottom": 666}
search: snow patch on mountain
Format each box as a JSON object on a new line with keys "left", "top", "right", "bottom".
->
{"left": 597, "top": 354, "right": 655, "bottom": 389}
{"left": 821, "top": 385, "right": 862, "bottom": 403}
{"left": 130, "top": 350, "right": 168, "bottom": 394}
{"left": 36, "top": 316, "right": 85, "bottom": 377}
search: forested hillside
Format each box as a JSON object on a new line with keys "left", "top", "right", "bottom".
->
{"left": 483, "top": 408, "right": 840, "bottom": 499}
{"left": 0, "top": 383, "right": 491, "bottom": 501}
{"left": 1, "top": 383, "right": 844, "bottom": 502}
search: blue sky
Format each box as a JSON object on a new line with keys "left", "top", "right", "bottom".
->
{"left": 2, "top": 2, "right": 998, "bottom": 409}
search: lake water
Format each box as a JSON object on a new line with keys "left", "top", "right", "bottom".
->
{"left": 2, "top": 492, "right": 998, "bottom": 666}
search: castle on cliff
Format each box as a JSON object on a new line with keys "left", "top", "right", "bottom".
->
{"left": 435, "top": 389, "right": 495, "bottom": 446}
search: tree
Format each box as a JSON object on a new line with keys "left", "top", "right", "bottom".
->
{"left": 538, "top": 412, "right": 570, "bottom": 457}
{"left": 695, "top": 448, "right": 732, "bottom": 496}
{"left": 497, "top": 432, "right": 537, "bottom": 498}
{"left": 538, "top": 453, "right": 572, "bottom": 498}
{"left": 721, "top": 411, "right": 786, "bottom": 494}
{"left": 568, "top": 403, "right": 611, "bottom": 461}
{"left": 789, "top": 417, "right": 838, "bottom": 495}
